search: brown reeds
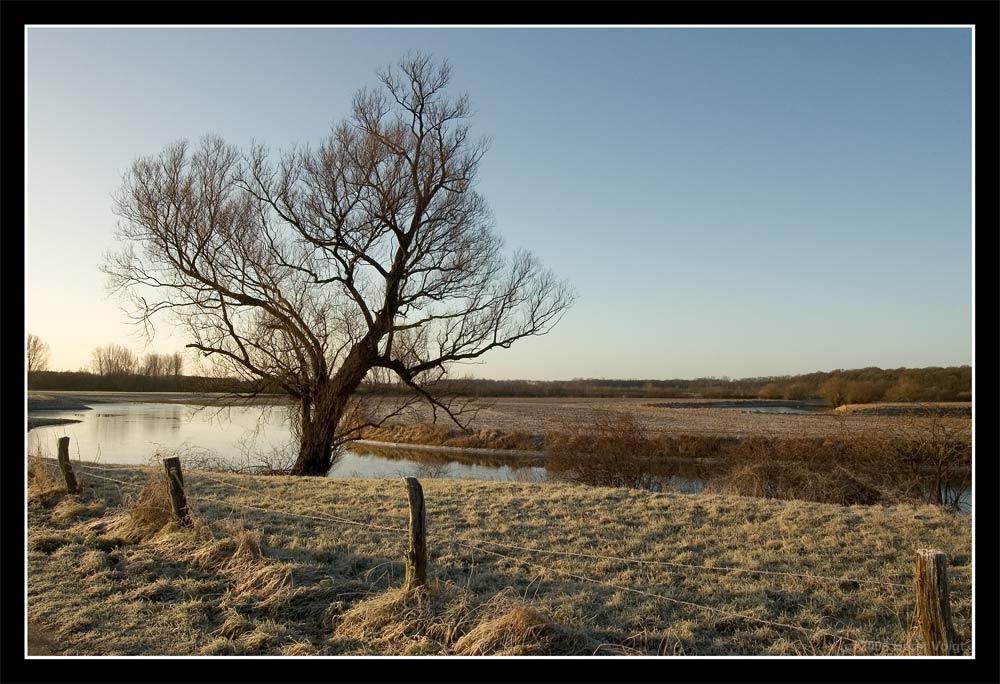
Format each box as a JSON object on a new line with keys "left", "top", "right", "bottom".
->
{"left": 544, "top": 409, "right": 970, "bottom": 509}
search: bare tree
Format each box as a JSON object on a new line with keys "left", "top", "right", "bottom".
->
{"left": 91, "top": 344, "right": 138, "bottom": 377}
{"left": 104, "top": 54, "right": 575, "bottom": 476}
{"left": 170, "top": 352, "right": 184, "bottom": 378}
{"left": 27, "top": 334, "right": 50, "bottom": 372}
{"left": 141, "top": 352, "right": 168, "bottom": 377}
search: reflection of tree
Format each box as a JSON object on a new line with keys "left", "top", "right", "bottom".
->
{"left": 350, "top": 441, "right": 542, "bottom": 469}
{"left": 412, "top": 462, "right": 454, "bottom": 480}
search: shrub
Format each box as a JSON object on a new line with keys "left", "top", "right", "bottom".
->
{"left": 817, "top": 377, "right": 849, "bottom": 407}
{"left": 757, "top": 382, "right": 782, "bottom": 400}
{"left": 545, "top": 412, "right": 667, "bottom": 490}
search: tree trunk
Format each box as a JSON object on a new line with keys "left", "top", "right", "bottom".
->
{"left": 289, "top": 341, "right": 378, "bottom": 476}
{"left": 292, "top": 418, "right": 337, "bottom": 476}
{"left": 291, "top": 391, "right": 352, "bottom": 476}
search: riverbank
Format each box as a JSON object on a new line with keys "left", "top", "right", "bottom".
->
{"left": 28, "top": 460, "right": 971, "bottom": 655}
{"left": 27, "top": 417, "right": 82, "bottom": 431}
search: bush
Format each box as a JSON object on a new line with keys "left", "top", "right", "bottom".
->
{"left": 843, "top": 380, "right": 882, "bottom": 405}
{"left": 782, "top": 383, "right": 812, "bottom": 400}
{"left": 545, "top": 412, "right": 667, "bottom": 490}
{"left": 817, "top": 377, "right": 849, "bottom": 407}
{"left": 757, "top": 383, "right": 782, "bottom": 400}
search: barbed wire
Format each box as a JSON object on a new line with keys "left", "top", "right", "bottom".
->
{"left": 64, "top": 462, "right": 969, "bottom": 652}
{"left": 434, "top": 533, "right": 913, "bottom": 588}
{"left": 72, "top": 463, "right": 971, "bottom": 587}
{"left": 74, "top": 462, "right": 151, "bottom": 472}
{"left": 192, "top": 472, "right": 409, "bottom": 533}
{"left": 73, "top": 467, "right": 146, "bottom": 489}
{"left": 187, "top": 492, "right": 408, "bottom": 534}
{"left": 449, "top": 540, "right": 908, "bottom": 651}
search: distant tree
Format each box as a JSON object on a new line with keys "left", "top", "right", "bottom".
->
{"left": 757, "top": 382, "right": 782, "bottom": 400}
{"left": 91, "top": 344, "right": 138, "bottom": 377}
{"left": 104, "top": 53, "right": 575, "bottom": 476}
{"left": 782, "top": 382, "right": 812, "bottom": 401}
{"left": 818, "top": 377, "right": 850, "bottom": 407}
{"left": 141, "top": 352, "right": 167, "bottom": 377}
{"left": 170, "top": 352, "right": 184, "bottom": 378}
{"left": 884, "top": 376, "right": 924, "bottom": 402}
{"left": 844, "top": 380, "right": 881, "bottom": 405}
{"left": 27, "top": 334, "right": 50, "bottom": 372}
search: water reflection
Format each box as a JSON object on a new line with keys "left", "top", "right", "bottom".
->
{"left": 26, "top": 401, "right": 970, "bottom": 511}
{"left": 27, "top": 402, "right": 548, "bottom": 484}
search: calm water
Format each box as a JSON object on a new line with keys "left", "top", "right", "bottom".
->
{"left": 714, "top": 401, "right": 828, "bottom": 415}
{"left": 26, "top": 402, "right": 967, "bottom": 510}
{"left": 27, "top": 402, "right": 545, "bottom": 482}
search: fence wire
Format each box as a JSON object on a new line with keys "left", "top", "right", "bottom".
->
{"left": 59, "top": 460, "right": 971, "bottom": 653}
{"left": 449, "top": 539, "right": 908, "bottom": 651}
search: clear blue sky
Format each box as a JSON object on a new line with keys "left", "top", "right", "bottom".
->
{"left": 26, "top": 27, "right": 972, "bottom": 380}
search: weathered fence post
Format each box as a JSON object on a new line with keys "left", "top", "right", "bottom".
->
{"left": 56, "top": 436, "right": 79, "bottom": 494}
{"left": 162, "top": 456, "right": 191, "bottom": 527}
{"left": 402, "top": 477, "right": 427, "bottom": 592}
{"left": 914, "top": 549, "right": 960, "bottom": 655}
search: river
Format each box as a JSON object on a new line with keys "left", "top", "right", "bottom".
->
{"left": 26, "top": 401, "right": 968, "bottom": 511}
{"left": 26, "top": 402, "right": 546, "bottom": 482}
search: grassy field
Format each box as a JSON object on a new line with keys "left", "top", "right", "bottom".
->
{"left": 29, "top": 391, "right": 971, "bottom": 446}
{"left": 27, "top": 459, "right": 971, "bottom": 656}
{"left": 392, "top": 397, "right": 971, "bottom": 440}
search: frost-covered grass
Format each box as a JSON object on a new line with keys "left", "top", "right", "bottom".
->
{"left": 27, "top": 460, "right": 971, "bottom": 655}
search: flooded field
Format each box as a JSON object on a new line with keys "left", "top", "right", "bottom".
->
{"left": 26, "top": 402, "right": 548, "bottom": 483}
{"left": 27, "top": 397, "right": 969, "bottom": 510}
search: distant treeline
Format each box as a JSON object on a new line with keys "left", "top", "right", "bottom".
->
{"left": 366, "top": 366, "right": 972, "bottom": 404}
{"left": 27, "top": 371, "right": 261, "bottom": 394}
{"left": 28, "top": 365, "right": 971, "bottom": 405}
{"left": 754, "top": 366, "right": 971, "bottom": 405}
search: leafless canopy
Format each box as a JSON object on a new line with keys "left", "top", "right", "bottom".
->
{"left": 27, "top": 333, "right": 50, "bottom": 372}
{"left": 104, "top": 54, "right": 574, "bottom": 475}
{"left": 91, "top": 343, "right": 138, "bottom": 377}
{"left": 140, "top": 351, "right": 185, "bottom": 378}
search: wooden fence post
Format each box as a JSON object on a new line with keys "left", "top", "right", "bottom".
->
{"left": 56, "top": 436, "right": 79, "bottom": 494}
{"left": 914, "top": 549, "right": 960, "bottom": 655}
{"left": 162, "top": 456, "right": 191, "bottom": 527}
{"left": 402, "top": 477, "right": 427, "bottom": 592}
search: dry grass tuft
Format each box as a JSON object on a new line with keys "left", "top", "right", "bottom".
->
{"left": 335, "top": 583, "right": 590, "bottom": 655}
{"left": 452, "top": 595, "right": 589, "bottom": 655}
{"left": 199, "top": 637, "right": 237, "bottom": 655}
{"left": 28, "top": 455, "right": 67, "bottom": 506}
{"left": 189, "top": 526, "right": 264, "bottom": 571}
{"left": 213, "top": 609, "right": 250, "bottom": 639}
{"left": 185, "top": 523, "right": 292, "bottom": 609}
{"left": 334, "top": 582, "right": 473, "bottom": 654}
{"left": 237, "top": 624, "right": 276, "bottom": 652}
{"left": 232, "top": 564, "right": 293, "bottom": 603}
{"left": 116, "top": 474, "right": 177, "bottom": 542}
{"left": 77, "top": 550, "right": 110, "bottom": 575}
{"left": 51, "top": 497, "right": 106, "bottom": 524}
{"left": 279, "top": 640, "right": 316, "bottom": 656}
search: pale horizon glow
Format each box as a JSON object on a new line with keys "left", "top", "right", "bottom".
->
{"left": 25, "top": 27, "right": 972, "bottom": 380}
